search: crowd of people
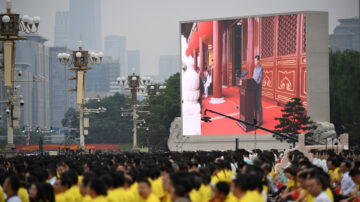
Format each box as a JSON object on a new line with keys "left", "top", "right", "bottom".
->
{"left": 0, "top": 149, "right": 360, "bottom": 202}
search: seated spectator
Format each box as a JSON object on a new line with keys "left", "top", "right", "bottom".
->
{"left": 339, "top": 160, "right": 356, "bottom": 196}
{"left": 306, "top": 175, "right": 331, "bottom": 202}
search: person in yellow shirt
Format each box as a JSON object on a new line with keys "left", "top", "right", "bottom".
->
{"left": 59, "top": 175, "right": 75, "bottom": 202}
{"left": 0, "top": 186, "right": 5, "bottom": 202}
{"left": 130, "top": 181, "right": 141, "bottom": 202}
{"left": 69, "top": 184, "right": 82, "bottom": 202}
{"left": 151, "top": 177, "right": 165, "bottom": 198}
{"left": 111, "top": 172, "right": 128, "bottom": 202}
{"left": 138, "top": 179, "right": 160, "bottom": 202}
{"left": 198, "top": 174, "right": 212, "bottom": 202}
{"left": 189, "top": 174, "right": 202, "bottom": 202}
{"left": 212, "top": 181, "right": 237, "bottom": 202}
{"left": 211, "top": 167, "right": 231, "bottom": 185}
{"left": 240, "top": 190, "right": 263, "bottom": 202}
{"left": 17, "top": 186, "right": 29, "bottom": 202}
{"left": 54, "top": 178, "right": 66, "bottom": 202}
{"left": 88, "top": 178, "right": 108, "bottom": 202}
{"left": 231, "top": 175, "right": 248, "bottom": 201}
{"left": 160, "top": 173, "right": 172, "bottom": 202}
{"left": 124, "top": 175, "right": 137, "bottom": 202}
{"left": 279, "top": 166, "right": 298, "bottom": 201}
{"left": 189, "top": 188, "right": 201, "bottom": 202}
{"left": 101, "top": 173, "right": 118, "bottom": 202}
{"left": 79, "top": 173, "right": 93, "bottom": 202}
{"left": 16, "top": 174, "right": 29, "bottom": 202}
{"left": 327, "top": 157, "right": 340, "bottom": 188}
{"left": 231, "top": 173, "right": 263, "bottom": 202}
{"left": 64, "top": 170, "right": 83, "bottom": 202}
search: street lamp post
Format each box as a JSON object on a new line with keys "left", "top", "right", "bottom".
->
{"left": 144, "top": 84, "right": 165, "bottom": 150}
{"left": 146, "top": 84, "right": 166, "bottom": 98}
{"left": 0, "top": 0, "right": 40, "bottom": 149}
{"left": 57, "top": 41, "right": 103, "bottom": 150}
{"left": 117, "top": 73, "right": 151, "bottom": 149}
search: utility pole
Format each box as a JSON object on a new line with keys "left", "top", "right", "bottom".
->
{"left": 0, "top": 0, "right": 40, "bottom": 150}
{"left": 57, "top": 41, "right": 103, "bottom": 150}
{"left": 117, "top": 73, "right": 152, "bottom": 150}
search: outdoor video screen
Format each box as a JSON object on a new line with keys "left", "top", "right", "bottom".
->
{"left": 181, "top": 13, "right": 307, "bottom": 135}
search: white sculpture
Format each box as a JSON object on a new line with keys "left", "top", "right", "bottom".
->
{"left": 182, "top": 56, "right": 201, "bottom": 135}
{"left": 310, "top": 121, "right": 337, "bottom": 144}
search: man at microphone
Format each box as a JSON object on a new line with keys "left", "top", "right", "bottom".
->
{"left": 252, "top": 55, "right": 263, "bottom": 126}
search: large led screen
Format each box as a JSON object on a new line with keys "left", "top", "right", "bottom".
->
{"left": 181, "top": 13, "right": 307, "bottom": 136}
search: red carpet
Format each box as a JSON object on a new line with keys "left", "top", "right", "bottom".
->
{"left": 201, "top": 86, "right": 283, "bottom": 135}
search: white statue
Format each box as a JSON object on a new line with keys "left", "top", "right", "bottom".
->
{"left": 182, "top": 56, "right": 201, "bottom": 135}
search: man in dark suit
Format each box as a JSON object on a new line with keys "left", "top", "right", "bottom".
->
{"left": 252, "top": 55, "right": 263, "bottom": 126}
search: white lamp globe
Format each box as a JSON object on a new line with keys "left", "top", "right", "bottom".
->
{"left": 28, "top": 17, "right": 34, "bottom": 25}
{"left": 33, "top": 16, "right": 40, "bottom": 24}
{"left": 22, "top": 15, "right": 29, "bottom": 23}
{"left": 2, "top": 15, "right": 10, "bottom": 23}
{"left": 76, "top": 52, "right": 82, "bottom": 58}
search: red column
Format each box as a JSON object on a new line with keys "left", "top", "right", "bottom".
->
{"left": 193, "top": 50, "right": 197, "bottom": 70}
{"left": 199, "top": 38, "right": 204, "bottom": 80}
{"left": 222, "top": 30, "right": 227, "bottom": 86}
{"left": 213, "top": 21, "right": 222, "bottom": 98}
{"left": 247, "top": 18, "right": 255, "bottom": 77}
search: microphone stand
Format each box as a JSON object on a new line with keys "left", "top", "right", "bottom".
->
{"left": 202, "top": 109, "right": 319, "bottom": 146}
{"left": 253, "top": 119, "right": 257, "bottom": 150}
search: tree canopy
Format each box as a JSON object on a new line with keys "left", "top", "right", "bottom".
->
{"left": 329, "top": 50, "right": 360, "bottom": 146}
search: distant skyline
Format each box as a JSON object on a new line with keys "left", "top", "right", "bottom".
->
{"left": 0, "top": 0, "right": 358, "bottom": 76}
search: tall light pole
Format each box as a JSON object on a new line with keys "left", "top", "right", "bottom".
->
{"left": 0, "top": 0, "right": 40, "bottom": 149}
{"left": 117, "top": 73, "right": 152, "bottom": 149}
{"left": 146, "top": 84, "right": 166, "bottom": 98}
{"left": 57, "top": 41, "right": 103, "bottom": 150}
{"left": 145, "top": 84, "right": 165, "bottom": 150}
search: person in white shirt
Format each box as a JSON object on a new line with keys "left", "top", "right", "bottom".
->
{"left": 340, "top": 160, "right": 357, "bottom": 195}
{"left": 203, "top": 67, "right": 212, "bottom": 98}
{"left": 3, "top": 176, "right": 22, "bottom": 202}
{"left": 306, "top": 175, "right": 331, "bottom": 202}
{"left": 47, "top": 167, "right": 57, "bottom": 186}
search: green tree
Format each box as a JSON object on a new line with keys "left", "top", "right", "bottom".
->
{"left": 60, "top": 93, "right": 134, "bottom": 145}
{"left": 62, "top": 107, "right": 79, "bottom": 128}
{"left": 61, "top": 107, "right": 79, "bottom": 140}
{"left": 146, "top": 73, "right": 181, "bottom": 150}
{"left": 329, "top": 50, "right": 360, "bottom": 146}
{"left": 274, "top": 97, "right": 316, "bottom": 144}
{"left": 85, "top": 93, "right": 133, "bottom": 144}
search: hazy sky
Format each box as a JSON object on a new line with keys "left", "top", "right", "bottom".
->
{"left": 0, "top": 0, "right": 358, "bottom": 76}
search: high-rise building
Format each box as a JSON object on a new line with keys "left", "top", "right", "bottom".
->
{"left": 15, "top": 34, "right": 51, "bottom": 129}
{"left": 127, "top": 50, "right": 140, "bottom": 75}
{"left": 104, "top": 35, "right": 127, "bottom": 76}
{"left": 49, "top": 47, "right": 77, "bottom": 129}
{"left": 158, "top": 55, "right": 180, "bottom": 81}
{"left": 86, "top": 57, "right": 120, "bottom": 95}
{"left": 69, "top": 0, "right": 102, "bottom": 51}
{"left": 54, "top": 11, "right": 69, "bottom": 47}
{"left": 0, "top": 45, "right": 6, "bottom": 128}
{"left": 329, "top": 17, "right": 360, "bottom": 52}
